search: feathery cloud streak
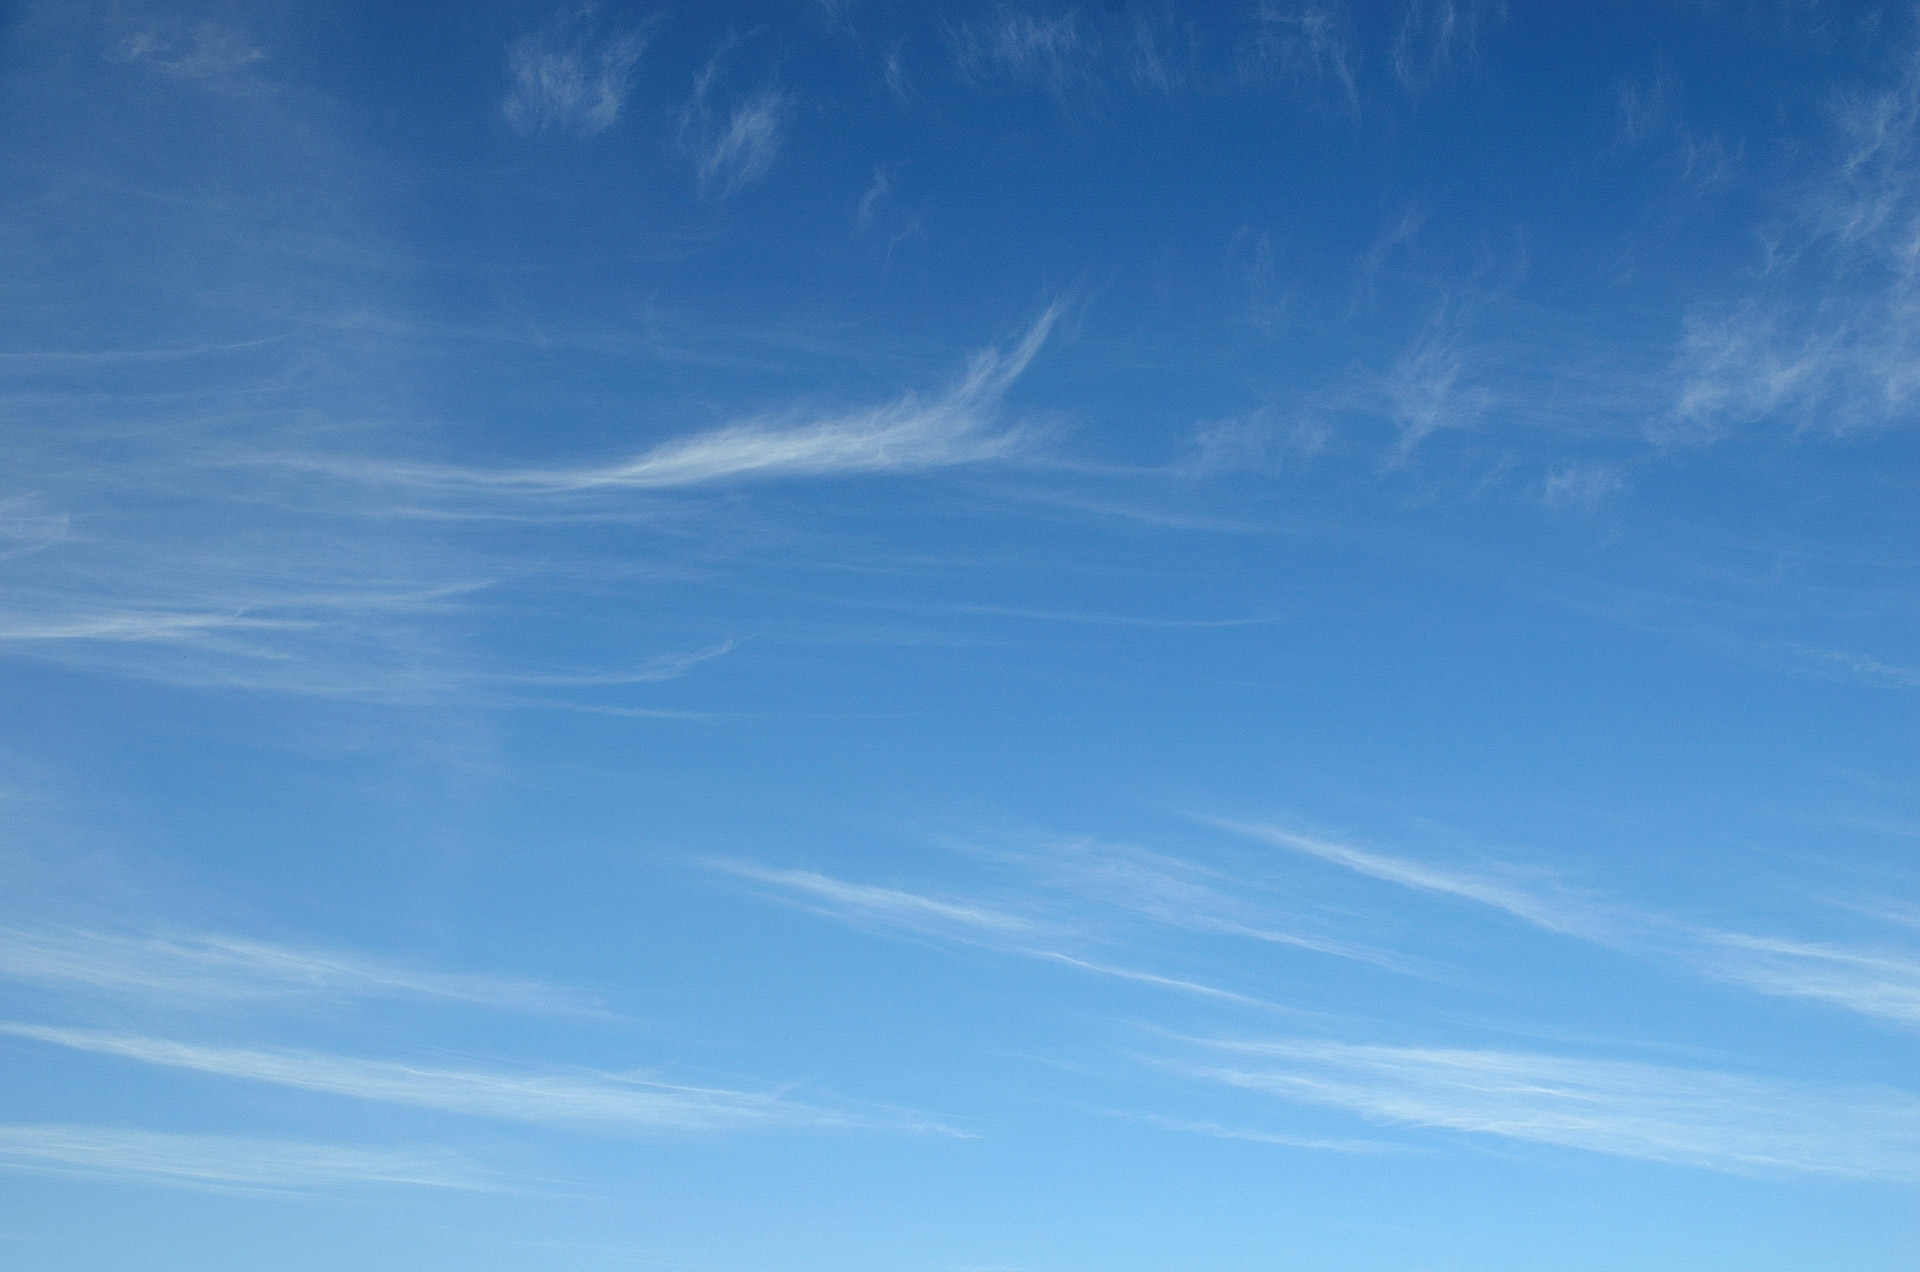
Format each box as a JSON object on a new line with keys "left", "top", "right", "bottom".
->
{"left": 0, "top": 925, "right": 598, "bottom": 1015}
{"left": 712, "top": 836, "right": 1398, "bottom": 1007}
{"left": 1210, "top": 820, "right": 1606, "bottom": 937}
{"left": 712, "top": 861, "right": 1046, "bottom": 941}
{"left": 0, "top": 1124, "right": 496, "bottom": 1193}
{"left": 1215, "top": 819, "right": 1920, "bottom": 1029}
{"left": 0, "top": 1024, "right": 945, "bottom": 1136}
{"left": 314, "top": 306, "right": 1062, "bottom": 495}
{"left": 1694, "top": 932, "right": 1920, "bottom": 1028}
{"left": 711, "top": 859, "right": 1272, "bottom": 1005}
{"left": 1182, "top": 1037, "right": 1920, "bottom": 1179}
{"left": 1000, "top": 836, "right": 1399, "bottom": 962}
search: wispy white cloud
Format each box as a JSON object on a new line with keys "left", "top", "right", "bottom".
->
{"left": 1615, "top": 72, "right": 1673, "bottom": 148}
{"left": 1666, "top": 43, "right": 1920, "bottom": 439}
{"left": 1692, "top": 932, "right": 1920, "bottom": 1028}
{"left": 1352, "top": 208, "right": 1424, "bottom": 312}
{"left": 2, "top": 303, "right": 1045, "bottom": 695}
{"left": 946, "top": 6, "right": 1208, "bottom": 102}
{"left": 109, "top": 22, "right": 264, "bottom": 87}
{"left": 1541, "top": 461, "right": 1625, "bottom": 509}
{"left": 1180, "top": 1037, "right": 1920, "bottom": 1179}
{"left": 1381, "top": 308, "right": 1488, "bottom": 462}
{"left": 709, "top": 858, "right": 1280, "bottom": 1008}
{"left": 0, "top": 27, "right": 505, "bottom": 704}
{"left": 1667, "top": 303, "right": 1839, "bottom": 440}
{"left": 0, "top": 534, "right": 730, "bottom": 701}
{"left": 711, "top": 861, "right": 1047, "bottom": 941}
{"left": 0, "top": 499, "right": 66, "bottom": 563}
{"left": 883, "top": 40, "right": 914, "bottom": 100}
{"left": 1029, "top": 951, "right": 1276, "bottom": 1008}
{"left": 504, "top": 5, "right": 653, "bottom": 136}
{"left": 949, "top": 9, "right": 1093, "bottom": 98}
{"left": 1239, "top": 4, "right": 1357, "bottom": 106}
{"left": 0, "top": 573, "right": 491, "bottom": 701}
{"left": 1224, "top": 226, "right": 1289, "bottom": 331}
{"left": 678, "top": 45, "right": 789, "bottom": 197}
{"left": 1390, "top": 0, "right": 1484, "bottom": 95}
{"left": 0, "top": 582, "right": 455, "bottom": 700}
{"left": 949, "top": 6, "right": 1378, "bottom": 107}
{"left": 692, "top": 88, "right": 788, "bottom": 196}
{"left": 1000, "top": 836, "right": 1393, "bottom": 964}
{"left": 1614, "top": 72, "right": 1737, "bottom": 188}
{"left": 0, "top": 610, "right": 301, "bottom": 645}
{"left": 1213, "top": 818, "right": 1920, "bottom": 1029}
{"left": 308, "top": 306, "right": 1061, "bottom": 494}
{"left": 713, "top": 831, "right": 1409, "bottom": 1008}
{"left": 1792, "top": 645, "right": 1920, "bottom": 691}
{"left": 1210, "top": 820, "right": 1606, "bottom": 937}
{"left": 1120, "top": 11, "right": 1201, "bottom": 95}
{"left": 0, "top": 1124, "right": 497, "bottom": 1193}
{"left": 929, "top": 603, "right": 1277, "bottom": 629}
{"left": 810, "top": 0, "right": 862, "bottom": 37}
{"left": 494, "top": 640, "right": 738, "bottom": 689}
{"left": 1127, "top": 1110, "right": 1400, "bottom": 1154}
{"left": 0, "top": 925, "right": 598, "bottom": 1015}
{"left": 1, "top": 1024, "right": 949, "bottom": 1135}
{"left": 1189, "top": 408, "right": 1328, "bottom": 473}
{"left": 855, "top": 166, "right": 892, "bottom": 232}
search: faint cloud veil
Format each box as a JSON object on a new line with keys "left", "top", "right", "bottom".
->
{"left": 504, "top": 4, "right": 653, "bottom": 136}
{"left": 1663, "top": 39, "right": 1920, "bottom": 440}
{"left": 679, "top": 44, "right": 791, "bottom": 198}
{"left": 107, "top": 21, "right": 265, "bottom": 90}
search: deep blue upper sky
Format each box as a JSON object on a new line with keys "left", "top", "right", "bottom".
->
{"left": 2, "top": 2, "right": 1919, "bottom": 1269}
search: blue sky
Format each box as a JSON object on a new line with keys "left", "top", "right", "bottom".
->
{"left": 3, "top": 0, "right": 1920, "bottom": 1267}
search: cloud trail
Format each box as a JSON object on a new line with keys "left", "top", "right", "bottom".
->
{"left": 711, "top": 859, "right": 1272, "bottom": 1005}
{"left": 1128, "top": 1111, "right": 1398, "bottom": 1154}
{"left": 0, "top": 1024, "right": 946, "bottom": 1135}
{"left": 0, "top": 1124, "right": 496, "bottom": 1193}
{"left": 1213, "top": 818, "right": 1920, "bottom": 1029}
{"left": 711, "top": 838, "right": 1399, "bottom": 1008}
{"left": 711, "top": 861, "right": 1046, "bottom": 940}
{"left": 1693, "top": 932, "right": 1920, "bottom": 1028}
{"left": 1208, "top": 819, "right": 1605, "bottom": 937}
{"left": 997, "top": 836, "right": 1404, "bottom": 965}
{"left": 1181, "top": 1037, "right": 1920, "bottom": 1179}
{"left": 306, "top": 305, "right": 1061, "bottom": 494}
{"left": 1030, "top": 951, "right": 1276, "bottom": 1008}
{"left": 0, "top": 925, "right": 599, "bottom": 1015}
